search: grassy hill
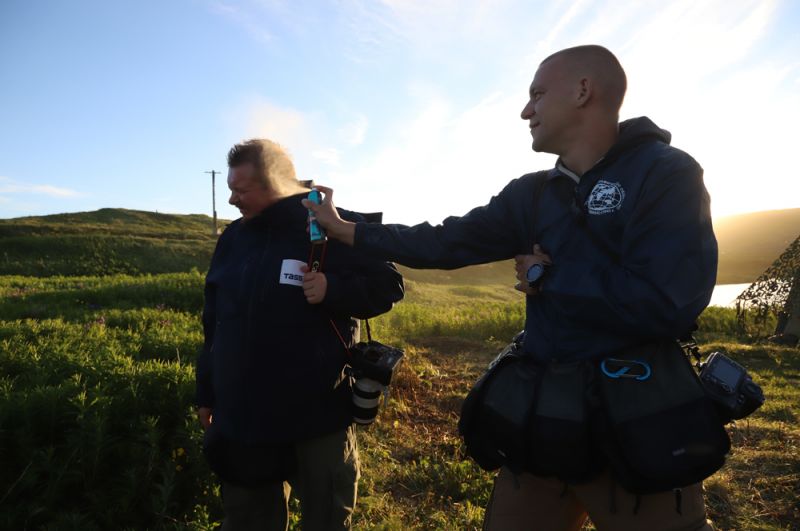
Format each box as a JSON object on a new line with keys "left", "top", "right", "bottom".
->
{"left": 1, "top": 207, "right": 798, "bottom": 283}
{"left": 714, "top": 208, "right": 800, "bottom": 283}
{"left": 0, "top": 208, "right": 222, "bottom": 276}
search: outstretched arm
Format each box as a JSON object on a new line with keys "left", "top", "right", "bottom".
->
{"left": 303, "top": 176, "right": 538, "bottom": 269}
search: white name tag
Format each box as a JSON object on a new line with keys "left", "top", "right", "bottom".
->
{"left": 279, "top": 259, "right": 306, "bottom": 286}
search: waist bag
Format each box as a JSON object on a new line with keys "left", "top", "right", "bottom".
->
{"left": 459, "top": 335, "right": 731, "bottom": 492}
{"left": 596, "top": 340, "right": 731, "bottom": 494}
{"left": 458, "top": 334, "right": 596, "bottom": 481}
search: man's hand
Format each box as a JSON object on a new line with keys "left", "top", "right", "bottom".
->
{"left": 514, "top": 244, "right": 552, "bottom": 295}
{"left": 197, "top": 407, "right": 213, "bottom": 430}
{"left": 301, "top": 186, "right": 357, "bottom": 246}
{"left": 301, "top": 265, "right": 328, "bottom": 304}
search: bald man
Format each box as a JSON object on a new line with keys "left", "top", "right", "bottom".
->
{"left": 306, "top": 45, "right": 718, "bottom": 530}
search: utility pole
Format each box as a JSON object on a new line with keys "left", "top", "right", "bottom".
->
{"left": 205, "top": 170, "right": 220, "bottom": 235}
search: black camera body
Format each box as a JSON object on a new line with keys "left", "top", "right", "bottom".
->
{"left": 348, "top": 340, "right": 404, "bottom": 425}
{"left": 699, "top": 351, "right": 765, "bottom": 423}
{"left": 349, "top": 340, "right": 404, "bottom": 386}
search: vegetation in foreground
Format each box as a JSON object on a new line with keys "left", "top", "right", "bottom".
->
{"left": 0, "top": 274, "right": 797, "bottom": 529}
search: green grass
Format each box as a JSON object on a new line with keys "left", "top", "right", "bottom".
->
{"left": 0, "top": 274, "right": 797, "bottom": 529}
{"left": 0, "top": 208, "right": 223, "bottom": 276}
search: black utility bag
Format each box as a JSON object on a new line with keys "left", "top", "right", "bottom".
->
{"left": 528, "top": 360, "right": 597, "bottom": 481}
{"left": 458, "top": 334, "right": 536, "bottom": 472}
{"left": 458, "top": 332, "right": 596, "bottom": 481}
{"left": 596, "top": 340, "right": 731, "bottom": 494}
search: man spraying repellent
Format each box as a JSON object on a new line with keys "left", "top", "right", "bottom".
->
{"left": 305, "top": 45, "right": 721, "bottom": 530}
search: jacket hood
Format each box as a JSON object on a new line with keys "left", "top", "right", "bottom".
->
{"left": 554, "top": 117, "right": 671, "bottom": 177}
{"left": 606, "top": 116, "right": 671, "bottom": 162}
{"left": 245, "top": 192, "right": 308, "bottom": 231}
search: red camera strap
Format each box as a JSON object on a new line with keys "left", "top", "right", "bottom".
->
{"left": 307, "top": 241, "right": 353, "bottom": 358}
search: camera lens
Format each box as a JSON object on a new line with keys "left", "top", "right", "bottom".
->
{"left": 352, "top": 377, "right": 383, "bottom": 425}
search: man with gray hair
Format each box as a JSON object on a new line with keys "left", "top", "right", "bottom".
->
{"left": 196, "top": 139, "right": 404, "bottom": 530}
{"left": 306, "top": 46, "right": 719, "bottom": 530}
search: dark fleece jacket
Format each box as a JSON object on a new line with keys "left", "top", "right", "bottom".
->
{"left": 196, "top": 193, "right": 404, "bottom": 444}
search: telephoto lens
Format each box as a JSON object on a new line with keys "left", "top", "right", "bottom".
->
{"left": 352, "top": 378, "right": 384, "bottom": 425}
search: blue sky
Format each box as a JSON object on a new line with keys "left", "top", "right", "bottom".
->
{"left": 1, "top": 0, "right": 799, "bottom": 224}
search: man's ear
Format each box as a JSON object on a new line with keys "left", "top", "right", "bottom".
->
{"left": 575, "top": 77, "right": 592, "bottom": 108}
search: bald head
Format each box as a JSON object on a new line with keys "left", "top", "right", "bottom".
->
{"left": 520, "top": 45, "right": 627, "bottom": 173}
{"left": 541, "top": 45, "right": 627, "bottom": 113}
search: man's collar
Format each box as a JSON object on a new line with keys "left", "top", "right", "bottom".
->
{"left": 555, "top": 160, "right": 580, "bottom": 183}
{"left": 555, "top": 155, "right": 607, "bottom": 183}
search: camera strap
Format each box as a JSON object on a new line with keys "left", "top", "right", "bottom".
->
{"left": 307, "top": 241, "right": 328, "bottom": 274}
{"left": 306, "top": 240, "right": 357, "bottom": 358}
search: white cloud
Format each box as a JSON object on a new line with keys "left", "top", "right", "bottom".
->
{"left": 315, "top": 85, "right": 555, "bottom": 225}
{"left": 0, "top": 176, "right": 82, "bottom": 198}
{"left": 539, "top": 0, "right": 593, "bottom": 52}
{"left": 337, "top": 114, "right": 368, "bottom": 146}
{"left": 215, "top": 0, "right": 798, "bottom": 222}
{"left": 312, "top": 148, "right": 341, "bottom": 167}
{"left": 208, "top": 1, "right": 274, "bottom": 44}
{"left": 611, "top": 0, "right": 797, "bottom": 217}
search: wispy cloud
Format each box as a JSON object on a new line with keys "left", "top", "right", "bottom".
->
{"left": 312, "top": 148, "right": 341, "bottom": 167}
{"left": 317, "top": 86, "right": 554, "bottom": 225}
{"left": 338, "top": 114, "right": 368, "bottom": 146}
{"left": 0, "top": 176, "right": 82, "bottom": 198}
{"left": 218, "top": 0, "right": 796, "bottom": 221}
{"left": 208, "top": 1, "right": 274, "bottom": 44}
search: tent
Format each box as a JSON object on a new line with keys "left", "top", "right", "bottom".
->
{"left": 736, "top": 233, "right": 800, "bottom": 344}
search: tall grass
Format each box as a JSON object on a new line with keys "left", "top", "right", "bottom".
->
{"left": 0, "top": 273, "right": 796, "bottom": 529}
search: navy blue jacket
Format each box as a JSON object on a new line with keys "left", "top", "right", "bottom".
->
{"left": 354, "top": 117, "right": 717, "bottom": 361}
{"left": 196, "top": 193, "right": 404, "bottom": 444}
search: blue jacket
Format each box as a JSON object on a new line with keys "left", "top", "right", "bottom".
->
{"left": 354, "top": 117, "right": 717, "bottom": 361}
{"left": 196, "top": 193, "right": 404, "bottom": 444}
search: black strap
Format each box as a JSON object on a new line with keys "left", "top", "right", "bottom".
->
{"left": 364, "top": 318, "right": 373, "bottom": 342}
{"left": 530, "top": 172, "right": 549, "bottom": 249}
{"left": 309, "top": 239, "right": 375, "bottom": 347}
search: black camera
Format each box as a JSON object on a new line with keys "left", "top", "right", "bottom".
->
{"left": 348, "top": 340, "right": 404, "bottom": 425}
{"left": 699, "top": 351, "right": 765, "bottom": 423}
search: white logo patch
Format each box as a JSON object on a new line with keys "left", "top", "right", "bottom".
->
{"left": 586, "top": 180, "right": 625, "bottom": 215}
{"left": 279, "top": 259, "right": 306, "bottom": 286}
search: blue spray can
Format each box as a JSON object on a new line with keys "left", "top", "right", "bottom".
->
{"left": 307, "top": 188, "right": 327, "bottom": 243}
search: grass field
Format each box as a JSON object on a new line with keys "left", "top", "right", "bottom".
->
{"left": 1, "top": 274, "right": 797, "bottom": 529}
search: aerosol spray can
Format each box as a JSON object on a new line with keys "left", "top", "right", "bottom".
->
{"left": 307, "top": 188, "right": 326, "bottom": 244}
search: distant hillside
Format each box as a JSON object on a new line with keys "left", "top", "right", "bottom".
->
{"left": 714, "top": 208, "right": 800, "bottom": 283}
{"left": 1, "top": 207, "right": 797, "bottom": 282}
{"left": 396, "top": 261, "right": 515, "bottom": 286}
{"left": 0, "top": 208, "right": 224, "bottom": 276}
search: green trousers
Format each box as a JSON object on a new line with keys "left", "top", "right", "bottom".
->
{"left": 220, "top": 426, "right": 360, "bottom": 531}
